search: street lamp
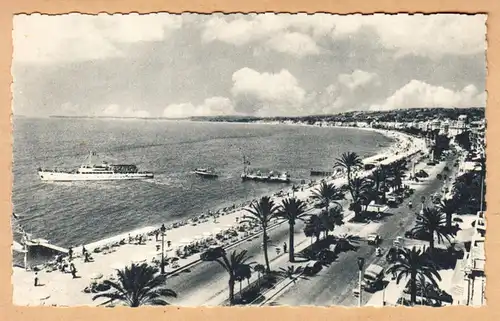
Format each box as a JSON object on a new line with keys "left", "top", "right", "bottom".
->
{"left": 160, "top": 224, "right": 166, "bottom": 275}
{"left": 357, "top": 257, "right": 365, "bottom": 307}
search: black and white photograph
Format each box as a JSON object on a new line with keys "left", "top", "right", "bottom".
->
{"left": 11, "top": 13, "right": 486, "bottom": 307}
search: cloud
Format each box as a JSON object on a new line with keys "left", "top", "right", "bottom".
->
{"left": 338, "top": 69, "right": 380, "bottom": 91}
{"left": 13, "top": 13, "right": 183, "bottom": 64}
{"left": 231, "top": 67, "right": 307, "bottom": 116}
{"left": 265, "top": 32, "right": 322, "bottom": 57}
{"left": 162, "top": 97, "right": 235, "bottom": 118}
{"left": 202, "top": 13, "right": 486, "bottom": 59}
{"left": 363, "top": 14, "right": 487, "bottom": 58}
{"left": 202, "top": 14, "right": 328, "bottom": 58}
{"left": 101, "top": 104, "right": 151, "bottom": 118}
{"left": 370, "top": 80, "right": 487, "bottom": 110}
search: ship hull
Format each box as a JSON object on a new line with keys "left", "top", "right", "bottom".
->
{"left": 38, "top": 171, "right": 154, "bottom": 181}
{"left": 241, "top": 174, "right": 290, "bottom": 183}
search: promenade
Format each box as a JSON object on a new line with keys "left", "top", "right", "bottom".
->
{"left": 12, "top": 129, "right": 425, "bottom": 306}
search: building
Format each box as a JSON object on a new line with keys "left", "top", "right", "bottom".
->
{"left": 450, "top": 210, "right": 486, "bottom": 306}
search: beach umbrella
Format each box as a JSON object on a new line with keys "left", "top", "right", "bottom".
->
{"left": 90, "top": 272, "right": 103, "bottom": 280}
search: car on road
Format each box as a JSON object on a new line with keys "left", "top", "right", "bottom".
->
{"left": 362, "top": 264, "right": 385, "bottom": 292}
{"left": 303, "top": 260, "right": 322, "bottom": 276}
{"left": 200, "top": 245, "right": 226, "bottom": 261}
{"left": 367, "top": 233, "right": 381, "bottom": 245}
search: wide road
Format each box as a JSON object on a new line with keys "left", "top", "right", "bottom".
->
{"left": 267, "top": 156, "right": 457, "bottom": 306}
{"left": 165, "top": 212, "right": 310, "bottom": 306}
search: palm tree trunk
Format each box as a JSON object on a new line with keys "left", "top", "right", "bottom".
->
{"left": 263, "top": 229, "right": 271, "bottom": 273}
{"left": 446, "top": 212, "right": 452, "bottom": 230}
{"left": 429, "top": 232, "right": 435, "bottom": 254}
{"left": 229, "top": 278, "right": 235, "bottom": 305}
{"left": 289, "top": 224, "right": 295, "bottom": 262}
{"left": 410, "top": 273, "right": 417, "bottom": 305}
{"left": 257, "top": 272, "right": 261, "bottom": 288}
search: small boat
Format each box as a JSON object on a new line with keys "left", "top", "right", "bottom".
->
{"left": 193, "top": 168, "right": 219, "bottom": 178}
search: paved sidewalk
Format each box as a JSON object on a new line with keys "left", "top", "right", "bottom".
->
{"left": 365, "top": 275, "right": 409, "bottom": 307}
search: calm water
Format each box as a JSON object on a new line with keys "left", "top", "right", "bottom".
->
{"left": 12, "top": 118, "right": 393, "bottom": 247}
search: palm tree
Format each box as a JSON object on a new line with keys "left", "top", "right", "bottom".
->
{"left": 389, "top": 160, "right": 407, "bottom": 191}
{"left": 92, "top": 263, "right": 177, "bottom": 307}
{"left": 277, "top": 197, "right": 309, "bottom": 262}
{"left": 215, "top": 250, "right": 253, "bottom": 305}
{"left": 303, "top": 214, "right": 324, "bottom": 243}
{"left": 334, "top": 152, "right": 363, "bottom": 187}
{"left": 234, "top": 264, "right": 252, "bottom": 294}
{"left": 242, "top": 196, "right": 278, "bottom": 273}
{"left": 386, "top": 246, "right": 441, "bottom": 305}
{"left": 319, "top": 204, "right": 344, "bottom": 238}
{"left": 348, "top": 176, "right": 373, "bottom": 220}
{"left": 311, "top": 181, "right": 345, "bottom": 216}
{"left": 437, "top": 197, "right": 458, "bottom": 231}
{"left": 412, "top": 207, "right": 450, "bottom": 253}
{"left": 278, "top": 265, "right": 305, "bottom": 283}
{"left": 253, "top": 264, "right": 266, "bottom": 288}
{"left": 370, "top": 167, "right": 387, "bottom": 203}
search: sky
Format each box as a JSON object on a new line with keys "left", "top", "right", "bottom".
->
{"left": 11, "top": 13, "right": 487, "bottom": 118}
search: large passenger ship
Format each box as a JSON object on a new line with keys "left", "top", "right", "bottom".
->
{"left": 37, "top": 152, "right": 154, "bottom": 181}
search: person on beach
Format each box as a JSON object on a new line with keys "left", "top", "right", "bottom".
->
{"left": 128, "top": 234, "right": 132, "bottom": 243}
{"left": 68, "top": 247, "right": 73, "bottom": 261}
{"left": 82, "top": 245, "right": 87, "bottom": 256}
{"left": 84, "top": 252, "right": 92, "bottom": 263}
{"left": 70, "top": 263, "right": 77, "bottom": 278}
{"left": 154, "top": 230, "right": 159, "bottom": 242}
{"left": 34, "top": 272, "right": 39, "bottom": 286}
{"left": 283, "top": 242, "right": 287, "bottom": 253}
{"left": 167, "top": 240, "right": 171, "bottom": 248}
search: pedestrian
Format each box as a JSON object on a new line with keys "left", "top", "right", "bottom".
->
{"left": 82, "top": 245, "right": 87, "bottom": 256}
{"left": 128, "top": 234, "right": 132, "bottom": 243}
{"left": 34, "top": 272, "right": 39, "bottom": 286}
{"left": 167, "top": 240, "right": 171, "bottom": 248}
{"left": 84, "top": 252, "right": 91, "bottom": 263}
{"left": 154, "top": 230, "right": 159, "bottom": 242}
{"left": 68, "top": 247, "right": 73, "bottom": 261}
{"left": 70, "top": 263, "right": 77, "bottom": 279}
{"left": 283, "top": 242, "right": 287, "bottom": 253}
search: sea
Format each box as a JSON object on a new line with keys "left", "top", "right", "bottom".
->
{"left": 12, "top": 117, "right": 394, "bottom": 248}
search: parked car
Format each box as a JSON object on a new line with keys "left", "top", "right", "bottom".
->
{"left": 200, "top": 245, "right": 226, "bottom": 261}
{"left": 367, "top": 233, "right": 381, "bottom": 245}
{"left": 303, "top": 260, "right": 322, "bottom": 276}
